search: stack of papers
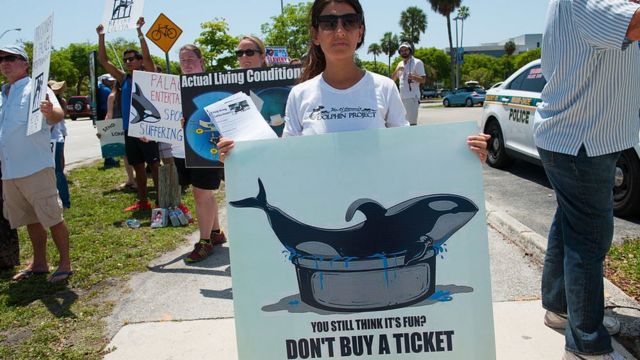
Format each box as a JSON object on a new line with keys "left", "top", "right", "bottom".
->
{"left": 204, "top": 92, "right": 278, "bottom": 142}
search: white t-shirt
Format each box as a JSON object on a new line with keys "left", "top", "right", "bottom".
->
{"left": 396, "top": 57, "right": 426, "bottom": 100}
{"left": 283, "top": 71, "right": 408, "bottom": 137}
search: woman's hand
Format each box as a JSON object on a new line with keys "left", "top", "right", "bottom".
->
{"left": 217, "top": 137, "right": 235, "bottom": 162}
{"left": 467, "top": 133, "right": 491, "bottom": 163}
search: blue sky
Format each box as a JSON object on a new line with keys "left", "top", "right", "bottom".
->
{"left": 0, "top": 0, "right": 549, "bottom": 61}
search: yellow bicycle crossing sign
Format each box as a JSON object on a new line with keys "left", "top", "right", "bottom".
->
{"left": 146, "top": 13, "right": 182, "bottom": 53}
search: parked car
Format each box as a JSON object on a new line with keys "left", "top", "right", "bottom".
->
{"left": 421, "top": 88, "right": 438, "bottom": 99}
{"left": 442, "top": 87, "right": 486, "bottom": 107}
{"left": 438, "top": 88, "right": 453, "bottom": 97}
{"left": 480, "top": 59, "right": 640, "bottom": 217}
{"left": 66, "top": 95, "right": 92, "bottom": 120}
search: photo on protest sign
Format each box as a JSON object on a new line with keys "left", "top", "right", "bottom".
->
{"left": 27, "top": 13, "right": 54, "bottom": 136}
{"left": 265, "top": 46, "right": 290, "bottom": 65}
{"left": 225, "top": 122, "right": 496, "bottom": 359}
{"left": 96, "top": 118, "right": 125, "bottom": 158}
{"left": 128, "top": 71, "right": 183, "bottom": 146}
{"left": 180, "top": 65, "right": 301, "bottom": 168}
{"left": 102, "top": 0, "right": 145, "bottom": 33}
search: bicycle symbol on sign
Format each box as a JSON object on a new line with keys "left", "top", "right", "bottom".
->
{"left": 151, "top": 24, "right": 177, "bottom": 41}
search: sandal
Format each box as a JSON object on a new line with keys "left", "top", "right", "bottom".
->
{"left": 47, "top": 270, "right": 73, "bottom": 283}
{"left": 12, "top": 268, "right": 49, "bottom": 281}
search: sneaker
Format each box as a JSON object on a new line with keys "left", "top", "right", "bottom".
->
{"left": 211, "top": 229, "right": 227, "bottom": 246}
{"left": 544, "top": 311, "right": 621, "bottom": 335}
{"left": 563, "top": 350, "right": 625, "bottom": 360}
{"left": 185, "top": 240, "right": 214, "bottom": 263}
{"left": 177, "top": 203, "right": 193, "bottom": 223}
{"left": 124, "top": 200, "right": 152, "bottom": 212}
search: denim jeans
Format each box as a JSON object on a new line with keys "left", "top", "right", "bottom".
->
{"left": 54, "top": 141, "right": 70, "bottom": 208}
{"left": 538, "top": 146, "right": 620, "bottom": 355}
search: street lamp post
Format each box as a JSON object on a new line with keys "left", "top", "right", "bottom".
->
{"left": 0, "top": 28, "right": 21, "bottom": 41}
{"left": 453, "top": 17, "right": 460, "bottom": 89}
{"left": 281, "top": 0, "right": 284, "bottom": 14}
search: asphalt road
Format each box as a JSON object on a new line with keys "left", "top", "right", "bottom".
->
{"left": 63, "top": 108, "right": 640, "bottom": 244}
{"left": 418, "top": 104, "right": 640, "bottom": 244}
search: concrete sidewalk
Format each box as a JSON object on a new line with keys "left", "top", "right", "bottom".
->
{"left": 101, "top": 203, "right": 639, "bottom": 359}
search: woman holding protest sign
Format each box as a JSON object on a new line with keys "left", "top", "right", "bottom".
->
{"left": 175, "top": 44, "right": 227, "bottom": 263}
{"left": 218, "top": 0, "right": 489, "bottom": 160}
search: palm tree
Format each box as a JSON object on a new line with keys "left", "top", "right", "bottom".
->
{"left": 367, "top": 43, "right": 383, "bottom": 73}
{"left": 428, "top": 0, "right": 462, "bottom": 87}
{"left": 380, "top": 32, "right": 399, "bottom": 76}
{"left": 504, "top": 40, "right": 516, "bottom": 56}
{"left": 456, "top": 5, "right": 470, "bottom": 88}
{"left": 399, "top": 6, "right": 428, "bottom": 46}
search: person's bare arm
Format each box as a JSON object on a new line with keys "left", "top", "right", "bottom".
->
{"left": 627, "top": 5, "right": 640, "bottom": 40}
{"left": 41, "top": 96, "right": 64, "bottom": 124}
{"left": 96, "top": 24, "right": 126, "bottom": 83}
{"left": 410, "top": 74, "right": 427, "bottom": 85}
{"left": 105, "top": 92, "right": 115, "bottom": 120}
{"left": 137, "top": 17, "right": 156, "bottom": 72}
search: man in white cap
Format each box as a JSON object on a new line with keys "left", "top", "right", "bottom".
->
{"left": 392, "top": 42, "right": 426, "bottom": 126}
{"left": 0, "top": 44, "right": 72, "bottom": 283}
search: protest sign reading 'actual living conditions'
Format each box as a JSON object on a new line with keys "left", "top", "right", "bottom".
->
{"left": 27, "top": 13, "right": 54, "bottom": 136}
{"left": 180, "top": 65, "right": 301, "bottom": 168}
{"left": 225, "top": 122, "right": 496, "bottom": 359}
{"left": 102, "top": 0, "right": 145, "bottom": 33}
{"left": 128, "top": 71, "right": 183, "bottom": 146}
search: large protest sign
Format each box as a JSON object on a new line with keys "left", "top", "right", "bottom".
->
{"left": 180, "top": 65, "right": 301, "bottom": 167}
{"left": 97, "top": 118, "right": 125, "bottom": 158}
{"left": 128, "top": 71, "right": 183, "bottom": 145}
{"left": 102, "top": 0, "right": 145, "bottom": 33}
{"left": 27, "top": 13, "right": 54, "bottom": 136}
{"left": 225, "top": 122, "right": 496, "bottom": 359}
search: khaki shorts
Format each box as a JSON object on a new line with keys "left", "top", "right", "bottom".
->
{"left": 402, "top": 97, "right": 420, "bottom": 125}
{"left": 3, "top": 167, "right": 64, "bottom": 229}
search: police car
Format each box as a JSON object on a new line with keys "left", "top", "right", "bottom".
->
{"left": 480, "top": 59, "right": 640, "bottom": 217}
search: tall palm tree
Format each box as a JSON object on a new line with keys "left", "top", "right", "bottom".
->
{"left": 456, "top": 5, "right": 470, "bottom": 88}
{"left": 367, "top": 43, "right": 383, "bottom": 73}
{"left": 399, "top": 6, "right": 428, "bottom": 46}
{"left": 428, "top": 0, "right": 462, "bottom": 87}
{"left": 380, "top": 32, "right": 399, "bottom": 76}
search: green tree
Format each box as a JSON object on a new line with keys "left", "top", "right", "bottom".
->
{"left": 359, "top": 60, "right": 387, "bottom": 76}
{"left": 261, "top": 2, "right": 312, "bottom": 59}
{"left": 514, "top": 48, "right": 541, "bottom": 69}
{"left": 367, "top": 43, "right": 383, "bottom": 73}
{"left": 460, "top": 53, "right": 503, "bottom": 86}
{"left": 196, "top": 19, "right": 240, "bottom": 71}
{"left": 399, "top": 6, "right": 427, "bottom": 46}
{"left": 428, "top": 0, "right": 462, "bottom": 87}
{"left": 504, "top": 40, "right": 516, "bottom": 56}
{"left": 463, "top": 67, "right": 494, "bottom": 88}
{"left": 413, "top": 47, "right": 451, "bottom": 86}
{"left": 380, "top": 32, "right": 399, "bottom": 76}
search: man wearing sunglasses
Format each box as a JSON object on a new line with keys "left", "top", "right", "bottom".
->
{"left": 0, "top": 44, "right": 73, "bottom": 283}
{"left": 96, "top": 17, "right": 160, "bottom": 212}
{"left": 392, "top": 42, "right": 426, "bottom": 126}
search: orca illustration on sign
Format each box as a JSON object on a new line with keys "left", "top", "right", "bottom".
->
{"left": 130, "top": 83, "right": 161, "bottom": 124}
{"left": 230, "top": 178, "right": 479, "bottom": 311}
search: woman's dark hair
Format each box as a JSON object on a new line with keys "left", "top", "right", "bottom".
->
{"left": 299, "top": 0, "right": 365, "bottom": 83}
{"left": 179, "top": 44, "right": 203, "bottom": 59}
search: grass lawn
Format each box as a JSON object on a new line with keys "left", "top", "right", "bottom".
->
{"left": 0, "top": 162, "right": 217, "bottom": 359}
{"left": 605, "top": 237, "right": 640, "bottom": 303}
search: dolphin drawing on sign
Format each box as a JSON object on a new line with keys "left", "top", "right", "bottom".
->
{"left": 130, "top": 83, "right": 161, "bottom": 124}
{"left": 230, "top": 178, "right": 478, "bottom": 259}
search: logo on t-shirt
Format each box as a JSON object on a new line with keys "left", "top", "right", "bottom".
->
{"left": 308, "top": 105, "right": 376, "bottom": 121}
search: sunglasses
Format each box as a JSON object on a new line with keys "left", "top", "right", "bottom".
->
{"left": 235, "top": 49, "right": 261, "bottom": 57}
{"left": 316, "top": 13, "right": 362, "bottom": 32}
{"left": 123, "top": 56, "right": 139, "bottom": 63}
{"left": 0, "top": 54, "right": 20, "bottom": 63}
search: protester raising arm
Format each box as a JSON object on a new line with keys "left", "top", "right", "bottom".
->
{"left": 96, "top": 24, "right": 126, "bottom": 84}
{"left": 136, "top": 17, "right": 155, "bottom": 72}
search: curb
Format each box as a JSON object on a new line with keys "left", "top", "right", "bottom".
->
{"left": 485, "top": 200, "right": 640, "bottom": 358}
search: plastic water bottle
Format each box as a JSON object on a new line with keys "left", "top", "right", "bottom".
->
{"left": 126, "top": 219, "right": 141, "bottom": 228}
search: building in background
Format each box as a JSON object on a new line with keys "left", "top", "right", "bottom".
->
{"left": 446, "top": 33, "right": 542, "bottom": 58}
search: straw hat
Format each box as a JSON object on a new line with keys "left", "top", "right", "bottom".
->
{"left": 48, "top": 80, "right": 66, "bottom": 93}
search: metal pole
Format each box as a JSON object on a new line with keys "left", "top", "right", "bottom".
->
{"left": 454, "top": 18, "right": 459, "bottom": 89}
{"left": 165, "top": 52, "right": 170, "bottom": 74}
{"left": 458, "top": 19, "right": 463, "bottom": 90}
{"left": 281, "top": 0, "right": 284, "bottom": 14}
